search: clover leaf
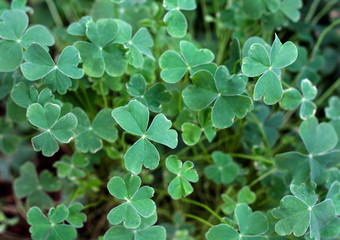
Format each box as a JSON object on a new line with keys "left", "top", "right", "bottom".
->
{"left": 183, "top": 66, "right": 252, "bottom": 128}
{"left": 325, "top": 96, "right": 340, "bottom": 120}
{"left": 206, "top": 204, "right": 268, "bottom": 240}
{"left": 14, "top": 162, "right": 61, "bottom": 209}
{"left": 275, "top": 117, "right": 340, "bottom": 184}
{"left": 163, "top": 0, "right": 196, "bottom": 38}
{"left": 66, "top": 203, "right": 87, "bottom": 228}
{"left": 73, "top": 108, "right": 118, "bottom": 153}
{"left": 20, "top": 43, "right": 84, "bottom": 94}
{"left": 280, "top": 0, "right": 303, "bottom": 22}
{"left": 112, "top": 100, "right": 178, "bottom": 174}
{"left": 0, "top": 9, "right": 54, "bottom": 72}
{"left": 54, "top": 152, "right": 89, "bottom": 180}
{"left": 166, "top": 155, "right": 198, "bottom": 199}
{"left": 181, "top": 107, "right": 216, "bottom": 145}
{"left": 237, "top": 186, "right": 256, "bottom": 204}
{"left": 67, "top": 16, "right": 92, "bottom": 37}
{"left": 272, "top": 182, "right": 335, "bottom": 240}
{"left": 27, "top": 205, "right": 77, "bottom": 240}
{"left": 27, "top": 103, "right": 78, "bottom": 156}
{"left": 0, "top": 118, "right": 20, "bottom": 154}
{"left": 74, "top": 18, "right": 127, "bottom": 77}
{"left": 11, "top": 83, "right": 62, "bottom": 108}
{"left": 126, "top": 73, "right": 171, "bottom": 112}
{"left": 104, "top": 213, "right": 166, "bottom": 240}
{"left": 159, "top": 40, "right": 215, "bottom": 83}
{"left": 280, "top": 79, "right": 317, "bottom": 119}
{"left": 204, "top": 151, "right": 239, "bottom": 185}
{"left": 107, "top": 173, "right": 156, "bottom": 229}
{"left": 326, "top": 181, "right": 340, "bottom": 215}
{"left": 113, "top": 20, "right": 154, "bottom": 68}
{"left": 242, "top": 35, "right": 298, "bottom": 104}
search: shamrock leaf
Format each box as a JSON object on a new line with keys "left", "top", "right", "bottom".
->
{"left": 73, "top": 108, "right": 118, "bottom": 153}
{"left": 242, "top": 35, "right": 298, "bottom": 104}
{"left": 126, "top": 73, "right": 171, "bottom": 112}
{"left": 243, "top": 0, "right": 280, "bottom": 20}
{"left": 325, "top": 96, "right": 340, "bottom": 120}
{"left": 237, "top": 186, "right": 256, "bottom": 204}
{"left": 275, "top": 117, "right": 340, "bottom": 184}
{"left": 326, "top": 181, "right": 340, "bottom": 215}
{"left": 114, "top": 20, "right": 154, "bottom": 68}
{"left": 159, "top": 40, "right": 215, "bottom": 83}
{"left": 166, "top": 155, "right": 198, "bottom": 199}
{"left": 20, "top": 43, "right": 84, "bottom": 94}
{"left": 104, "top": 213, "right": 166, "bottom": 240}
{"left": 163, "top": 0, "right": 196, "bottom": 38}
{"left": 280, "top": 0, "right": 303, "bottom": 22}
{"left": 0, "top": 9, "right": 54, "bottom": 72}
{"left": 27, "top": 205, "right": 77, "bottom": 240}
{"left": 74, "top": 18, "right": 127, "bottom": 77}
{"left": 112, "top": 100, "right": 178, "bottom": 174}
{"left": 272, "top": 182, "right": 335, "bottom": 240}
{"left": 183, "top": 66, "right": 252, "bottom": 129}
{"left": 14, "top": 162, "right": 61, "bottom": 209}
{"left": 27, "top": 103, "right": 78, "bottom": 156}
{"left": 11, "top": 83, "right": 62, "bottom": 108}
{"left": 221, "top": 194, "right": 237, "bottom": 215}
{"left": 67, "top": 16, "right": 92, "bottom": 36}
{"left": 0, "top": 118, "right": 20, "bottom": 154}
{"left": 204, "top": 151, "right": 239, "bottom": 185}
{"left": 66, "top": 203, "right": 87, "bottom": 228}
{"left": 280, "top": 79, "right": 317, "bottom": 119}
{"left": 53, "top": 152, "right": 89, "bottom": 180}
{"left": 206, "top": 204, "right": 268, "bottom": 240}
{"left": 107, "top": 173, "right": 156, "bottom": 229}
{"left": 181, "top": 108, "right": 216, "bottom": 145}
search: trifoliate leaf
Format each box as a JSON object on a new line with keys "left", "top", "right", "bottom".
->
{"left": 20, "top": 43, "right": 84, "bottom": 94}
{"left": 159, "top": 40, "right": 214, "bottom": 83}
{"left": 204, "top": 151, "right": 239, "bottom": 185}
{"left": 27, "top": 103, "right": 78, "bottom": 156}
{"left": 14, "top": 162, "right": 61, "bottom": 209}
{"left": 206, "top": 204, "right": 268, "bottom": 240}
{"left": 0, "top": 9, "right": 54, "bottom": 71}
{"left": 183, "top": 66, "right": 252, "bottom": 129}
{"left": 237, "top": 186, "right": 256, "bottom": 204}
{"left": 27, "top": 205, "right": 77, "bottom": 240}
{"left": 107, "top": 173, "right": 156, "bottom": 229}
{"left": 280, "top": 79, "right": 317, "bottom": 119}
{"left": 272, "top": 182, "right": 335, "bottom": 240}
{"left": 275, "top": 117, "right": 340, "bottom": 184}
{"left": 73, "top": 108, "right": 118, "bottom": 153}
{"left": 126, "top": 74, "right": 171, "bottom": 112}
{"left": 166, "top": 155, "right": 198, "bottom": 199}
{"left": 66, "top": 203, "right": 87, "bottom": 228}
{"left": 112, "top": 100, "right": 178, "bottom": 174}
{"left": 242, "top": 35, "right": 297, "bottom": 104}
{"left": 53, "top": 152, "right": 89, "bottom": 180}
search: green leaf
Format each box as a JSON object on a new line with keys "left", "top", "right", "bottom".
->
{"left": 10, "top": 82, "right": 38, "bottom": 108}
{"left": 237, "top": 186, "right": 256, "bottom": 204}
{"left": 204, "top": 151, "right": 239, "bottom": 184}
{"left": 107, "top": 173, "right": 156, "bottom": 229}
{"left": 112, "top": 100, "right": 178, "bottom": 174}
{"left": 183, "top": 68, "right": 252, "bottom": 129}
{"left": 0, "top": 10, "right": 28, "bottom": 41}
{"left": 280, "top": 88, "right": 302, "bottom": 110}
{"left": 164, "top": 10, "right": 187, "bottom": 38}
{"left": 280, "top": 0, "right": 302, "bottom": 22}
{"left": 27, "top": 103, "right": 78, "bottom": 156}
{"left": 27, "top": 205, "right": 77, "bottom": 240}
{"left": 67, "top": 16, "right": 92, "bottom": 36}
{"left": 14, "top": 162, "right": 61, "bottom": 209}
{"left": 325, "top": 96, "right": 340, "bottom": 120}
{"left": 0, "top": 40, "right": 23, "bottom": 71}
{"left": 53, "top": 152, "right": 89, "bottom": 180}
{"left": 206, "top": 224, "right": 239, "bottom": 240}
{"left": 159, "top": 41, "right": 214, "bottom": 83}
{"left": 181, "top": 123, "right": 202, "bottom": 146}
{"left": 66, "top": 203, "right": 87, "bottom": 228}
{"left": 326, "top": 181, "right": 340, "bottom": 215}
{"left": 272, "top": 182, "right": 335, "bottom": 240}
{"left": 242, "top": 35, "right": 297, "bottom": 104}
{"left": 166, "top": 155, "right": 198, "bottom": 199}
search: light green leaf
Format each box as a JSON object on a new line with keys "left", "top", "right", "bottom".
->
{"left": 181, "top": 123, "right": 202, "bottom": 146}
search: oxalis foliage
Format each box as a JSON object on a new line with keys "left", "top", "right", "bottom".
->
{"left": 0, "top": 0, "right": 340, "bottom": 239}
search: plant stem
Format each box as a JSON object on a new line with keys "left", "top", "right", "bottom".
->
{"left": 178, "top": 72, "right": 189, "bottom": 113}
{"left": 305, "top": 0, "right": 320, "bottom": 23}
{"left": 79, "top": 80, "right": 96, "bottom": 118}
{"left": 113, "top": 3, "right": 119, "bottom": 19}
{"left": 181, "top": 198, "right": 231, "bottom": 226}
{"left": 228, "top": 153, "right": 273, "bottom": 165}
{"left": 311, "top": 0, "right": 338, "bottom": 25}
{"left": 216, "top": 30, "right": 231, "bottom": 65}
{"left": 248, "top": 112, "right": 271, "bottom": 153}
{"left": 45, "top": 0, "right": 63, "bottom": 27}
{"left": 100, "top": 77, "right": 108, "bottom": 108}
{"left": 311, "top": 18, "right": 340, "bottom": 58}
{"left": 315, "top": 77, "right": 340, "bottom": 106}
{"left": 184, "top": 213, "right": 213, "bottom": 227}
{"left": 249, "top": 168, "right": 277, "bottom": 187}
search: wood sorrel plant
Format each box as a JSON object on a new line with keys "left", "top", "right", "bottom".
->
{"left": 0, "top": 0, "right": 340, "bottom": 239}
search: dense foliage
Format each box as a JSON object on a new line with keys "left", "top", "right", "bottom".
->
{"left": 0, "top": 0, "right": 340, "bottom": 239}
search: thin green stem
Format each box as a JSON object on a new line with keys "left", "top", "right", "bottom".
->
{"left": 184, "top": 213, "right": 213, "bottom": 227}
{"left": 178, "top": 72, "right": 189, "bottom": 113}
{"left": 282, "top": 80, "right": 292, "bottom": 89}
{"left": 79, "top": 80, "right": 96, "bottom": 117}
{"left": 228, "top": 153, "right": 273, "bottom": 165}
{"left": 249, "top": 168, "right": 277, "bottom": 187}
{"left": 311, "top": 0, "right": 338, "bottom": 25}
{"left": 113, "top": 3, "right": 119, "bottom": 19}
{"left": 181, "top": 198, "right": 231, "bottom": 226}
{"left": 305, "top": 0, "right": 320, "bottom": 23}
{"left": 248, "top": 112, "right": 271, "bottom": 153}
{"left": 315, "top": 77, "right": 340, "bottom": 106}
{"left": 216, "top": 30, "right": 231, "bottom": 65}
{"left": 100, "top": 77, "right": 108, "bottom": 108}
{"left": 121, "top": 131, "right": 127, "bottom": 152}
{"left": 311, "top": 18, "right": 340, "bottom": 58}
{"left": 45, "top": 0, "right": 63, "bottom": 27}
